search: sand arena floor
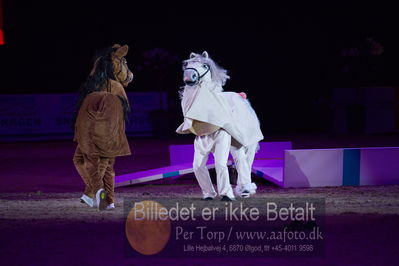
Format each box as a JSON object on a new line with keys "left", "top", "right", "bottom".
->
{"left": 1, "top": 136, "right": 399, "bottom": 265}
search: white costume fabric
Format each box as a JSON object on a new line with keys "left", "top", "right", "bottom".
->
{"left": 177, "top": 83, "right": 263, "bottom": 147}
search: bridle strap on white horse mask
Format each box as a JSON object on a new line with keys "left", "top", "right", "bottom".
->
{"left": 183, "top": 65, "right": 210, "bottom": 86}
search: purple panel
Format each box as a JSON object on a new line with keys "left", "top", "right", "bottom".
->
{"left": 252, "top": 159, "right": 284, "bottom": 168}
{"left": 284, "top": 149, "right": 344, "bottom": 188}
{"left": 255, "top": 142, "right": 292, "bottom": 159}
{"left": 360, "top": 147, "right": 399, "bottom": 185}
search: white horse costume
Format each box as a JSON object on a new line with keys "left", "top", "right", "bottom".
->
{"left": 176, "top": 52, "right": 264, "bottom": 200}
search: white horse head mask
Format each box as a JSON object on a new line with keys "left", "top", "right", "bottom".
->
{"left": 182, "top": 51, "right": 230, "bottom": 88}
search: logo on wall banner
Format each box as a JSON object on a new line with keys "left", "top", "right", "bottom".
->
{"left": 0, "top": 92, "right": 167, "bottom": 141}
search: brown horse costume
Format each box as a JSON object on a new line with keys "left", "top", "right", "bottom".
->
{"left": 73, "top": 44, "right": 133, "bottom": 209}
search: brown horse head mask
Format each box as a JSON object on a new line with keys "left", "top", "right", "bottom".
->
{"left": 111, "top": 44, "right": 134, "bottom": 88}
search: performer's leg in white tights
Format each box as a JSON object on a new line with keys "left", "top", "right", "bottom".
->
{"left": 245, "top": 143, "right": 258, "bottom": 170}
{"left": 212, "top": 130, "right": 234, "bottom": 199}
{"left": 193, "top": 130, "right": 234, "bottom": 199}
{"left": 193, "top": 135, "right": 217, "bottom": 199}
{"left": 230, "top": 142, "right": 258, "bottom": 196}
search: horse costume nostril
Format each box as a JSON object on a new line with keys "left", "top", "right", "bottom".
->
{"left": 185, "top": 81, "right": 196, "bottom": 86}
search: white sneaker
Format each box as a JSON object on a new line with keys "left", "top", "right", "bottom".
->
{"left": 240, "top": 190, "right": 251, "bottom": 198}
{"left": 80, "top": 194, "right": 94, "bottom": 207}
{"left": 95, "top": 189, "right": 107, "bottom": 210}
{"left": 106, "top": 203, "right": 115, "bottom": 210}
{"left": 235, "top": 183, "right": 257, "bottom": 198}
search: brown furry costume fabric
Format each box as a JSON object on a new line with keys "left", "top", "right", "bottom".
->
{"left": 74, "top": 83, "right": 130, "bottom": 157}
{"left": 73, "top": 44, "right": 133, "bottom": 205}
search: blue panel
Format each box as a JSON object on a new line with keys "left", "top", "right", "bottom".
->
{"left": 343, "top": 149, "right": 361, "bottom": 186}
{"left": 163, "top": 171, "right": 179, "bottom": 178}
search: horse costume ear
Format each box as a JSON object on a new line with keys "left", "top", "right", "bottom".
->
{"left": 114, "top": 44, "right": 129, "bottom": 58}
{"left": 189, "top": 52, "right": 196, "bottom": 59}
{"left": 202, "top": 51, "right": 209, "bottom": 58}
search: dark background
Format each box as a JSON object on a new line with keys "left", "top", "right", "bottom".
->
{"left": 1, "top": 1, "right": 398, "bottom": 135}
